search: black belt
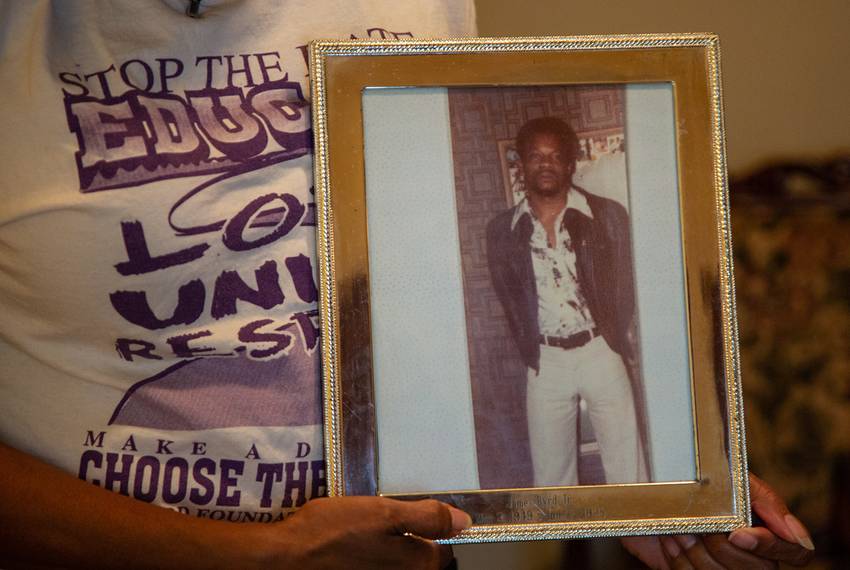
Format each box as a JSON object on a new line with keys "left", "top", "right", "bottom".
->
{"left": 539, "top": 328, "right": 599, "bottom": 351}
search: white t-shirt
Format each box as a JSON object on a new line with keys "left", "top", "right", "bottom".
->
{"left": 0, "top": 0, "right": 476, "bottom": 521}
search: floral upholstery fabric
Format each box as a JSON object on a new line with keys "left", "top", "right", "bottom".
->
{"left": 731, "top": 157, "right": 850, "bottom": 562}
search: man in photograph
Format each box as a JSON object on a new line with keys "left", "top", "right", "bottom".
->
{"left": 486, "top": 116, "right": 646, "bottom": 487}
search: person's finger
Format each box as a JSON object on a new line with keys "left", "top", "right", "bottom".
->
{"left": 660, "top": 536, "right": 692, "bottom": 570}
{"left": 388, "top": 499, "right": 472, "bottom": 540}
{"left": 749, "top": 473, "right": 814, "bottom": 551}
{"left": 670, "top": 556, "right": 695, "bottom": 570}
{"left": 701, "top": 533, "right": 776, "bottom": 569}
{"left": 621, "top": 535, "right": 671, "bottom": 570}
{"left": 396, "top": 535, "right": 455, "bottom": 570}
{"left": 437, "top": 545, "right": 455, "bottom": 569}
{"left": 728, "top": 526, "right": 815, "bottom": 567}
{"left": 675, "top": 535, "right": 724, "bottom": 570}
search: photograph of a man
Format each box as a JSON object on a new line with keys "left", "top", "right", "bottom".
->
{"left": 485, "top": 116, "right": 647, "bottom": 487}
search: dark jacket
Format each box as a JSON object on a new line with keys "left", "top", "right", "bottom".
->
{"left": 486, "top": 187, "right": 636, "bottom": 372}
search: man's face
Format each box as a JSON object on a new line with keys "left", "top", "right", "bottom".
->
{"left": 520, "top": 133, "right": 574, "bottom": 198}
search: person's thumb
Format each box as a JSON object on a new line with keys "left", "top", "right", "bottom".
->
{"left": 388, "top": 499, "right": 472, "bottom": 540}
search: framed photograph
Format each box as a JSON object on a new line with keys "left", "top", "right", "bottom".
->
{"left": 309, "top": 34, "right": 750, "bottom": 543}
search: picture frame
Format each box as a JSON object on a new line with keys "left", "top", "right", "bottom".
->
{"left": 309, "top": 34, "right": 749, "bottom": 543}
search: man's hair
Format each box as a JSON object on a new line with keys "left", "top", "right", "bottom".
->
{"left": 515, "top": 116, "right": 580, "bottom": 164}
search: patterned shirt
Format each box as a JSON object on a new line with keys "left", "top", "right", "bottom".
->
{"left": 511, "top": 189, "right": 596, "bottom": 338}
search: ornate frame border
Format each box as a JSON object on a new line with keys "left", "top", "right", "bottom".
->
{"left": 310, "top": 34, "right": 749, "bottom": 543}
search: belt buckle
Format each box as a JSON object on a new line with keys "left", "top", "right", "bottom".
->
{"left": 572, "top": 330, "right": 588, "bottom": 348}
{"left": 566, "top": 328, "right": 593, "bottom": 349}
{"left": 541, "top": 329, "right": 596, "bottom": 350}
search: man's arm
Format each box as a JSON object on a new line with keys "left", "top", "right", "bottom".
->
{"left": 0, "top": 443, "right": 471, "bottom": 569}
{"left": 485, "top": 214, "right": 518, "bottom": 329}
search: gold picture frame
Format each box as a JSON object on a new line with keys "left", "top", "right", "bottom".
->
{"left": 310, "top": 34, "right": 749, "bottom": 543}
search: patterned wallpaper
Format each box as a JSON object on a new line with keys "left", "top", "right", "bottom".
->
{"left": 448, "top": 85, "right": 626, "bottom": 488}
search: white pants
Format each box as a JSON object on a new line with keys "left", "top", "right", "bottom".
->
{"left": 527, "top": 336, "right": 644, "bottom": 487}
